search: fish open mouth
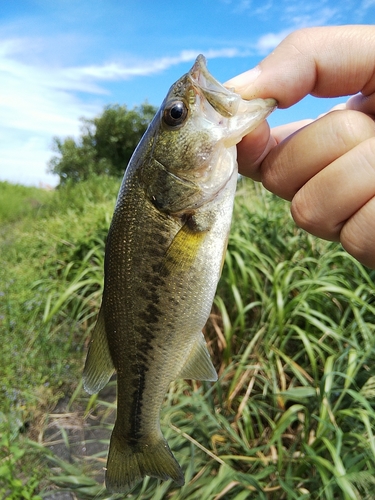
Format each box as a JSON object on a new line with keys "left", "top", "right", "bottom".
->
{"left": 188, "top": 54, "right": 241, "bottom": 118}
{"left": 187, "top": 54, "right": 277, "bottom": 147}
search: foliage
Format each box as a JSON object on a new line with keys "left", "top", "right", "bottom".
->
{"left": 0, "top": 176, "right": 119, "bottom": 421}
{"left": 48, "top": 103, "right": 157, "bottom": 185}
{"left": 0, "top": 411, "right": 45, "bottom": 500}
{"left": 2, "top": 177, "right": 375, "bottom": 499}
{"left": 0, "top": 181, "right": 52, "bottom": 224}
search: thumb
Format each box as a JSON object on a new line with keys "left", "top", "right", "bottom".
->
{"left": 226, "top": 25, "right": 375, "bottom": 108}
{"left": 236, "top": 120, "right": 276, "bottom": 180}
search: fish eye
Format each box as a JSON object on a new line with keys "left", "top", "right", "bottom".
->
{"left": 163, "top": 101, "right": 188, "bottom": 127}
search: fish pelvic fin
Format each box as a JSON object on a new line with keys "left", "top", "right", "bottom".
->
{"left": 178, "top": 333, "right": 218, "bottom": 381}
{"left": 105, "top": 427, "right": 185, "bottom": 493}
{"left": 83, "top": 306, "right": 115, "bottom": 394}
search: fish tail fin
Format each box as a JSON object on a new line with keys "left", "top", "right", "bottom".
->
{"left": 105, "top": 425, "right": 185, "bottom": 493}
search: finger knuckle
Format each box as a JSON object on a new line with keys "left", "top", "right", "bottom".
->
{"left": 340, "top": 223, "right": 372, "bottom": 267}
{"left": 328, "top": 109, "right": 375, "bottom": 148}
{"left": 340, "top": 201, "right": 375, "bottom": 268}
{"left": 349, "top": 136, "right": 375, "bottom": 178}
{"left": 361, "top": 136, "right": 375, "bottom": 167}
{"left": 290, "top": 190, "right": 319, "bottom": 234}
{"left": 282, "top": 28, "right": 318, "bottom": 54}
{"left": 261, "top": 147, "right": 294, "bottom": 199}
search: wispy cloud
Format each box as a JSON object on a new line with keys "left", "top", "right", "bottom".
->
{"left": 361, "top": 0, "right": 375, "bottom": 8}
{"left": 0, "top": 39, "right": 103, "bottom": 130}
{"left": 0, "top": 39, "right": 103, "bottom": 185}
{"left": 224, "top": 0, "right": 341, "bottom": 37}
{"left": 0, "top": 0, "right": 371, "bottom": 188}
{"left": 251, "top": 1, "right": 339, "bottom": 55}
{"left": 67, "top": 48, "right": 243, "bottom": 81}
{"left": 285, "top": 6, "right": 338, "bottom": 28}
{"left": 0, "top": 40, "right": 245, "bottom": 186}
{"left": 0, "top": 41, "right": 245, "bottom": 134}
{"left": 255, "top": 29, "right": 293, "bottom": 54}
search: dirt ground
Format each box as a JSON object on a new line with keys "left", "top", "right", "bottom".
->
{"left": 42, "top": 384, "right": 116, "bottom": 499}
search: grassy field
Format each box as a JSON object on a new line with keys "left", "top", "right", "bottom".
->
{"left": 1, "top": 177, "right": 375, "bottom": 499}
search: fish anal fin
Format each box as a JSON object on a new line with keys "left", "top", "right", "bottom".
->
{"left": 105, "top": 426, "right": 184, "bottom": 493}
{"left": 178, "top": 333, "right": 218, "bottom": 382}
{"left": 83, "top": 306, "right": 115, "bottom": 394}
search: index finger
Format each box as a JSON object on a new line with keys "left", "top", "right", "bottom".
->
{"left": 226, "top": 25, "right": 375, "bottom": 108}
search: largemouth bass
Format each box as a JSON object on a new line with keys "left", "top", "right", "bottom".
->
{"left": 83, "top": 55, "right": 276, "bottom": 493}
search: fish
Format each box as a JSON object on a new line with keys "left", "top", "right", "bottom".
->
{"left": 82, "top": 54, "right": 276, "bottom": 493}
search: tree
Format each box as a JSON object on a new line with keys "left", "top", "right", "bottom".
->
{"left": 48, "top": 103, "right": 157, "bottom": 185}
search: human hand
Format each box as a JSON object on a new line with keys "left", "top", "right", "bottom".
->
{"left": 226, "top": 25, "right": 375, "bottom": 269}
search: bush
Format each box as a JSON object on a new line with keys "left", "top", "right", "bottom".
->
{"left": 48, "top": 103, "right": 157, "bottom": 185}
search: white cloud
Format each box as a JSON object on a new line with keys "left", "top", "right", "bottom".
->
{"left": 253, "top": 2, "right": 273, "bottom": 17}
{"left": 0, "top": 40, "right": 244, "bottom": 187}
{"left": 362, "top": 0, "right": 375, "bottom": 8}
{"left": 0, "top": 134, "right": 58, "bottom": 187}
{"left": 67, "top": 48, "right": 242, "bottom": 81}
{"left": 255, "top": 29, "right": 293, "bottom": 54}
{"left": 253, "top": 3, "right": 339, "bottom": 56}
{"left": 0, "top": 39, "right": 105, "bottom": 186}
{"left": 286, "top": 7, "right": 338, "bottom": 28}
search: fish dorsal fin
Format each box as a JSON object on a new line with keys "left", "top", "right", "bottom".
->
{"left": 178, "top": 333, "right": 217, "bottom": 382}
{"left": 83, "top": 306, "right": 115, "bottom": 394}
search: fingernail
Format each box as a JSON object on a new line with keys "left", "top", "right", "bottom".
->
{"left": 225, "top": 66, "right": 261, "bottom": 92}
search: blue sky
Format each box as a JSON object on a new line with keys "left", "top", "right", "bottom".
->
{"left": 1, "top": 0, "right": 375, "bottom": 186}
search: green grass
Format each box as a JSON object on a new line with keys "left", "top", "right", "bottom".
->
{"left": 0, "top": 177, "right": 118, "bottom": 416}
{"left": 0, "top": 411, "right": 45, "bottom": 500}
{"left": 1, "top": 176, "right": 375, "bottom": 499}
{"left": 0, "top": 181, "right": 53, "bottom": 224}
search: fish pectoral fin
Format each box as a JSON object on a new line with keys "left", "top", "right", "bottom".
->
{"left": 105, "top": 426, "right": 184, "bottom": 493}
{"left": 83, "top": 306, "right": 115, "bottom": 394}
{"left": 161, "top": 220, "right": 208, "bottom": 276}
{"left": 178, "top": 333, "right": 218, "bottom": 382}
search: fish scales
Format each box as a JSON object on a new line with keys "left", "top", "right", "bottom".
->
{"left": 83, "top": 55, "right": 276, "bottom": 493}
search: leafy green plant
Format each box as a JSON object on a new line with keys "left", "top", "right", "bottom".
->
{"left": 37, "top": 179, "right": 375, "bottom": 499}
{"left": 0, "top": 181, "right": 52, "bottom": 224}
{"left": 2, "top": 176, "right": 375, "bottom": 499}
{"left": 48, "top": 103, "right": 156, "bottom": 184}
{"left": 0, "top": 412, "right": 44, "bottom": 500}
